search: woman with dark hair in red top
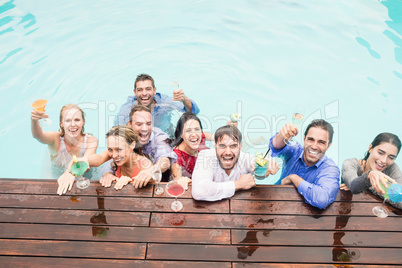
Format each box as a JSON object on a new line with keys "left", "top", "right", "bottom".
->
{"left": 171, "top": 112, "right": 213, "bottom": 179}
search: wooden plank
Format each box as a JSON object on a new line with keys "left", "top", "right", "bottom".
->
{"left": 233, "top": 185, "right": 380, "bottom": 202}
{"left": 151, "top": 213, "right": 402, "bottom": 231}
{"left": 230, "top": 199, "right": 402, "bottom": 216}
{"left": 147, "top": 244, "right": 402, "bottom": 264}
{"left": 232, "top": 229, "right": 402, "bottom": 247}
{"left": 0, "top": 257, "right": 231, "bottom": 268}
{"left": 0, "top": 179, "right": 153, "bottom": 197}
{"left": 0, "top": 194, "right": 229, "bottom": 213}
{"left": 0, "top": 208, "right": 150, "bottom": 226}
{"left": 0, "top": 223, "right": 230, "bottom": 244}
{"left": 0, "top": 239, "right": 146, "bottom": 259}
{"left": 233, "top": 263, "right": 394, "bottom": 268}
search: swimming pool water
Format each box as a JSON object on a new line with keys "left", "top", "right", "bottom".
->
{"left": 1, "top": 0, "right": 401, "bottom": 183}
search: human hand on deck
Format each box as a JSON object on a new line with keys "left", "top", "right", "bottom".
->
{"left": 57, "top": 172, "right": 75, "bottom": 195}
{"left": 31, "top": 109, "right": 49, "bottom": 121}
{"left": 114, "top": 176, "right": 132, "bottom": 190}
{"left": 173, "top": 88, "right": 185, "bottom": 102}
{"left": 132, "top": 169, "right": 152, "bottom": 189}
{"left": 368, "top": 170, "right": 396, "bottom": 195}
{"left": 339, "top": 183, "right": 350, "bottom": 191}
{"left": 100, "top": 172, "right": 117, "bottom": 187}
{"left": 177, "top": 176, "right": 191, "bottom": 190}
{"left": 235, "top": 174, "right": 256, "bottom": 191}
{"left": 266, "top": 158, "right": 280, "bottom": 176}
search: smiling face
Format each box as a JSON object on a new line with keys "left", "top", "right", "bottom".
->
{"left": 303, "top": 127, "right": 331, "bottom": 167}
{"left": 366, "top": 142, "right": 398, "bottom": 172}
{"left": 215, "top": 134, "right": 241, "bottom": 175}
{"left": 128, "top": 110, "right": 152, "bottom": 145}
{"left": 107, "top": 136, "right": 134, "bottom": 166}
{"left": 60, "top": 108, "right": 84, "bottom": 139}
{"left": 181, "top": 119, "right": 202, "bottom": 151}
{"left": 134, "top": 80, "right": 156, "bottom": 108}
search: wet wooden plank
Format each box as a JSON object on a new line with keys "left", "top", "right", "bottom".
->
{"left": 230, "top": 199, "right": 402, "bottom": 216}
{"left": 147, "top": 244, "right": 402, "bottom": 264}
{"left": 0, "top": 239, "right": 146, "bottom": 259}
{"left": 233, "top": 263, "right": 394, "bottom": 268}
{"left": 0, "top": 179, "right": 153, "bottom": 197}
{"left": 151, "top": 213, "right": 402, "bottom": 231}
{"left": 0, "top": 257, "right": 231, "bottom": 268}
{"left": 0, "top": 208, "right": 150, "bottom": 226}
{"left": 0, "top": 223, "right": 230, "bottom": 244}
{"left": 232, "top": 229, "right": 402, "bottom": 247}
{"left": 232, "top": 185, "right": 380, "bottom": 202}
{"left": 0, "top": 194, "right": 228, "bottom": 213}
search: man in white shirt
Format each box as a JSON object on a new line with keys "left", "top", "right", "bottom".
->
{"left": 191, "top": 125, "right": 257, "bottom": 201}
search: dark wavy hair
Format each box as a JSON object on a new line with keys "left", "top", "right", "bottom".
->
{"left": 304, "top": 119, "right": 334, "bottom": 144}
{"left": 170, "top": 112, "right": 203, "bottom": 148}
{"left": 363, "top": 132, "right": 401, "bottom": 161}
{"left": 214, "top": 125, "right": 242, "bottom": 144}
{"left": 134, "top": 73, "right": 155, "bottom": 89}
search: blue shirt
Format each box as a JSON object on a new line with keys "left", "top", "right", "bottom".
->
{"left": 114, "top": 93, "right": 200, "bottom": 138}
{"left": 269, "top": 133, "right": 340, "bottom": 209}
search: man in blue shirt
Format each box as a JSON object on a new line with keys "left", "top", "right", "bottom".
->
{"left": 114, "top": 73, "right": 200, "bottom": 137}
{"left": 269, "top": 119, "right": 340, "bottom": 209}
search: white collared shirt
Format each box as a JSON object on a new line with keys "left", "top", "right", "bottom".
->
{"left": 191, "top": 149, "right": 253, "bottom": 201}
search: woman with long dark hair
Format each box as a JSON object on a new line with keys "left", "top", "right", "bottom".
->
{"left": 341, "top": 132, "right": 402, "bottom": 209}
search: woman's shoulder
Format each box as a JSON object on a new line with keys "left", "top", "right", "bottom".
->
{"left": 85, "top": 134, "right": 98, "bottom": 142}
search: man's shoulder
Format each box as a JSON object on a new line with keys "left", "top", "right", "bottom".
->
{"left": 319, "top": 155, "right": 340, "bottom": 172}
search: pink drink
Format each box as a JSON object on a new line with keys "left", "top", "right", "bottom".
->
{"left": 168, "top": 184, "right": 184, "bottom": 196}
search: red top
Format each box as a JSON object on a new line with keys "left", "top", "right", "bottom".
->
{"left": 115, "top": 164, "right": 141, "bottom": 178}
{"left": 173, "top": 133, "right": 208, "bottom": 178}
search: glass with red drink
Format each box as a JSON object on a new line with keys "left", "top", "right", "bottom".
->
{"left": 166, "top": 180, "right": 185, "bottom": 212}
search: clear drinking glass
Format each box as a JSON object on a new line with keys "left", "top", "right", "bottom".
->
{"left": 284, "top": 112, "right": 304, "bottom": 146}
{"left": 152, "top": 166, "right": 163, "bottom": 195}
{"left": 372, "top": 180, "right": 392, "bottom": 218}
{"left": 166, "top": 180, "right": 185, "bottom": 212}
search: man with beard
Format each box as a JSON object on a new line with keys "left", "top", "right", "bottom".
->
{"left": 269, "top": 119, "right": 340, "bottom": 209}
{"left": 192, "top": 125, "right": 276, "bottom": 201}
{"left": 114, "top": 73, "right": 200, "bottom": 138}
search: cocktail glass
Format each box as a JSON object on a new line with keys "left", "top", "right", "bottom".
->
{"left": 70, "top": 160, "right": 90, "bottom": 189}
{"left": 152, "top": 166, "right": 163, "bottom": 195}
{"left": 372, "top": 180, "right": 393, "bottom": 218}
{"left": 284, "top": 112, "right": 304, "bottom": 146}
{"left": 32, "top": 99, "right": 52, "bottom": 125}
{"left": 166, "top": 180, "right": 185, "bottom": 212}
{"left": 254, "top": 153, "right": 268, "bottom": 180}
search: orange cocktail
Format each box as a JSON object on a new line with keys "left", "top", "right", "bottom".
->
{"left": 32, "top": 99, "right": 48, "bottom": 112}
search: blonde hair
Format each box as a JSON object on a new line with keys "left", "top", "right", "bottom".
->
{"left": 59, "top": 104, "right": 86, "bottom": 137}
{"left": 106, "top": 125, "right": 144, "bottom": 171}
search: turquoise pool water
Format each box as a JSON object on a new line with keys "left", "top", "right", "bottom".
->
{"left": 1, "top": 0, "right": 401, "bottom": 183}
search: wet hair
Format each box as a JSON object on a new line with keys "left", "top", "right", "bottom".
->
{"left": 304, "top": 119, "right": 334, "bottom": 144}
{"left": 363, "top": 132, "right": 401, "bottom": 161}
{"left": 129, "top": 105, "right": 152, "bottom": 123}
{"left": 106, "top": 125, "right": 144, "bottom": 170}
{"left": 59, "top": 104, "right": 85, "bottom": 137}
{"left": 214, "top": 125, "right": 242, "bottom": 144}
{"left": 134, "top": 73, "right": 155, "bottom": 89}
{"left": 171, "top": 112, "right": 203, "bottom": 148}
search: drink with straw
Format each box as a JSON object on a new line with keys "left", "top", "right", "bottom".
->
{"left": 32, "top": 99, "right": 52, "bottom": 125}
{"left": 254, "top": 153, "right": 268, "bottom": 180}
{"left": 70, "top": 155, "right": 90, "bottom": 189}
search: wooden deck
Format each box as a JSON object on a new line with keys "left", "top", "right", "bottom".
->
{"left": 0, "top": 178, "right": 401, "bottom": 267}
